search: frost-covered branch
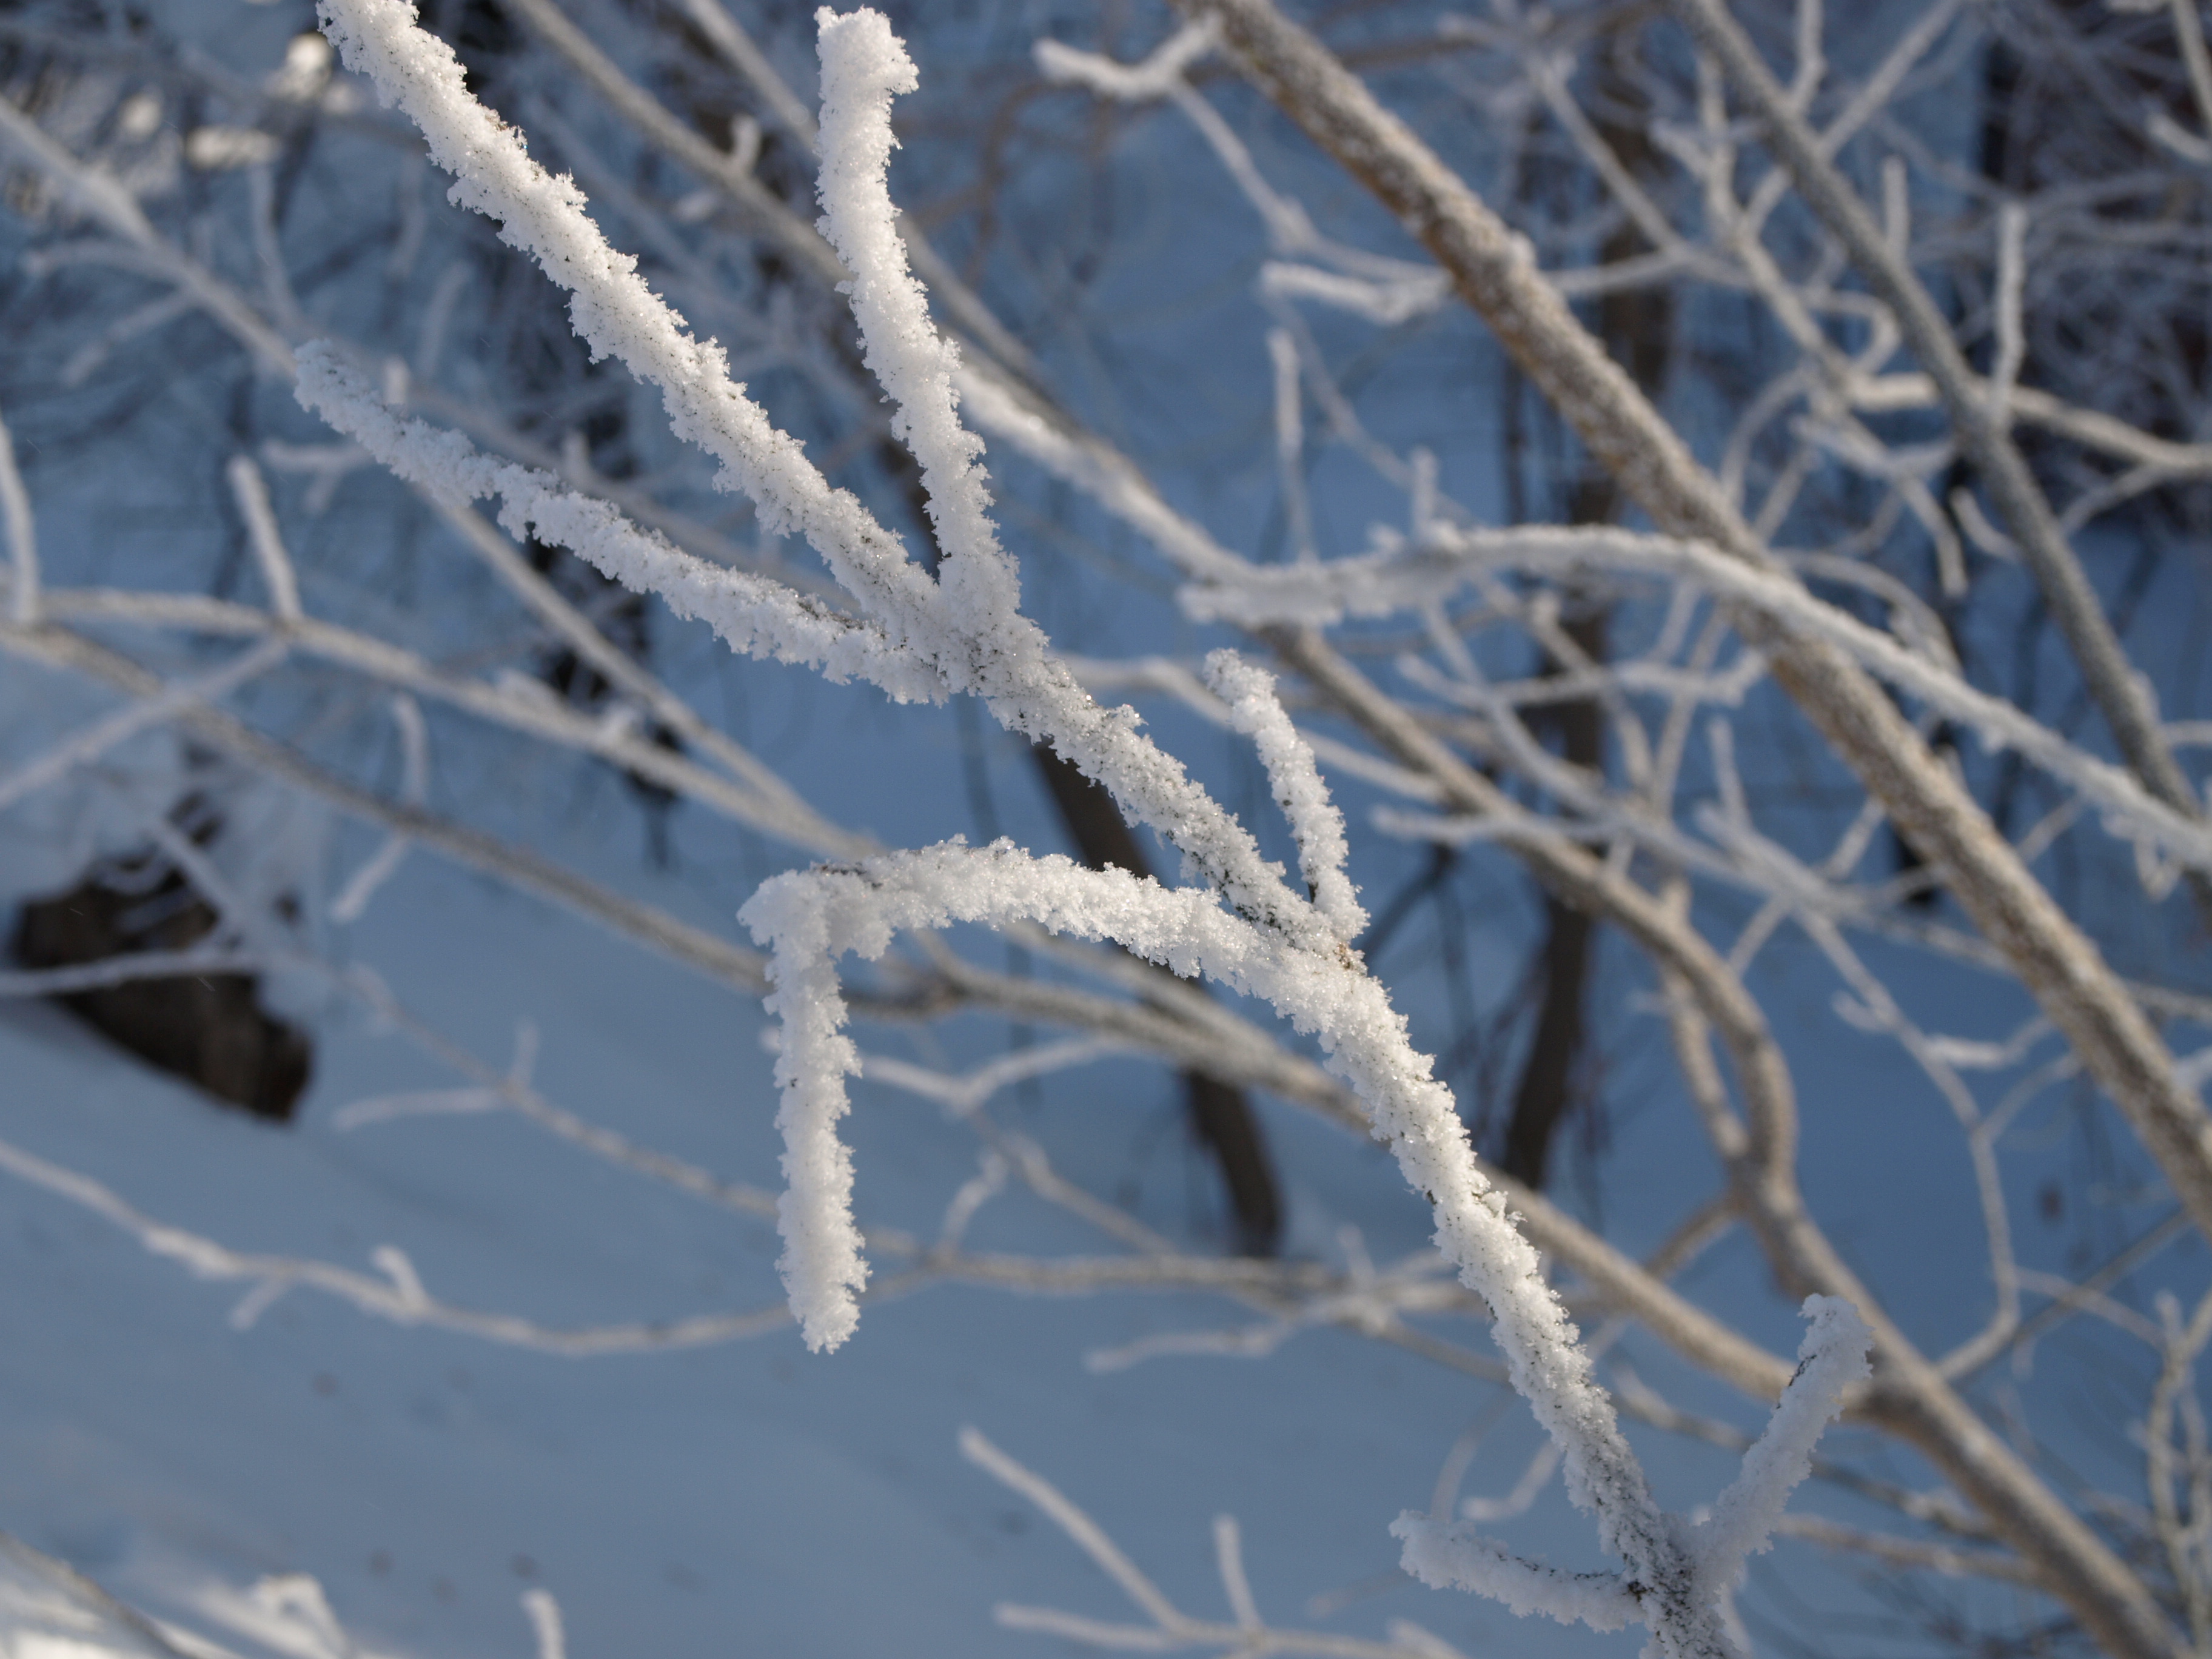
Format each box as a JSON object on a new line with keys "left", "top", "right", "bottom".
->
{"left": 308, "top": 0, "right": 1325, "bottom": 950}
{"left": 1396, "top": 1298, "right": 1868, "bottom": 1636}
{"left": 1147, "top": 33, "right": 2211, "bottom": 1652}
{"left": 328, "top": 693, "right": 426, "bottom": 925}
{"left": 0, "top": 638, "right": 287, "bottom": 816}
{"left": 0, "top": 91, "right": 295, "bottom": 373}
{"left": 0, "top": 1124, "right": 797, "bottom": 1354}
{"left": 965, "top": 1428, "right": 1475, "bottom": 1659}
{"left": 1204, "top": 649, "right": 1364, "bottom": 941}
{"left": 16, "top": 581, "right": 852, "bottom": 856}
{"left": 814, "top": 8, "right": 1019, "bottom": 632}
{"left": 1185, "top": 521, "right": 2212, "bottom": 876}
{"left": 741, "top": 835, "right": 1734, "bottom": 1655}
{"left": 223, "top": 454, "right": 303, "bottom": 623}
{"left": 0, "top": 400, "right": 38, "bottom": 627}
{"left": 1691, "top": 1296, "right": 1872, "bottom": 1581}
{"left": 1672, "top": 0, "right": 2212, "bottom": 899}
{"left": 295, "top": 346, "right": 942, "bottom": 709}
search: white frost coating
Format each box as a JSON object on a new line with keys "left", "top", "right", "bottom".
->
{"left": 1693, "top": 1295, "right": 1872, "bottom": 1581}
{"left": 310, "top": 0, "right": 937, "bottom": 628}
{"left": 307, "top": 11, "right": 1763, "bottom": 1640}
{"left": 737, "top": 840, "right": 1677, "bottom": 1601}
{"left": 814, "top": 8, "right": 1019, "bottom": 631}
{"left": 0, "top": 402, "right": 38, "bottom": 626}
{"left": 1402, "top": 1293, "right": 1868, "bottom": 1632}
{"left": 1181, "top": 522, "right": 1761, "bottom": 629}
{"left": 1259, "top": 260, "right": 1450, "bottom": 326}
{"left": 331, "top": 693, "right": 427, "bottom": 924}
{"left": 1204, "top": 650, "right": 1364, "bottom": 941}
{"left": 1034, "top": 20, "right": 1219, "bottom": 100}
{"left": 740, "top": 865, "right": 868, "bottom": 1350}
{"left": 224, "top": 453, "right": 303, "bottom": 620}
{"left": 1390, "top": 1519, "right": 1638, "bottom": 1631}
{"left": 0, "top": 638, "right": 288, "bottom": 816}
{"left": 312, "top": 0, "right": 1321, "bottom": 947}
{"left": 804, "top": 10, "right": 1322, "bottom": 943}
{"left": 295, "top": 344, "right": 942, "bottom": 703}
{"left": 1267, "top": 329, "right": 1315, "bottom": 564}
{"left": 521, "top": 1589, "right": 565, "bottom": 1659}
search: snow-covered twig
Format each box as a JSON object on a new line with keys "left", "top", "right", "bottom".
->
{"left": 1397, "top": 1298, "right": 1869, "bottom": 1633}
{"left": 964, "top": 1428, "right": 1469, "bottom": 1659}
{"left": 223, "top": 454, "right": 303, "bottom": 623}
{"left": 0, "top": 637, "right": 287, "bottom": 817}
{"left": 521, "top": 1589, "right": 565, "bottom": 1659}
{"left": 0, "top": 400, "right": 38, "bottom": 626}
{"left": 329, "top": 693, "right": 425, "bottom": 924}
{"left": 0, "top": 1125, "right": 795, "bottom": 1354}
{"left": 0, "top": 948, "right": 270, "bottom": 1000}
{"left": 1692, "top": 1296, "right": 1872, "bottom": 1581}
{"left": 1390, "top": 1522, "right": 1639, "bottom": 1632}
{"left": 1187, "top": 523, "right": 2212, "bottom": 877}
{"left": 2147, "top": 1289, "right": 2212, "bottom": 1651}
{"left": 330, "top": 1004, "right": 782, "bottom": 1221}
{"left": 295, "top": 348, "right": 943, "bottom": 707}
{"left": 814, "top": 9, "right": 1019, "bottom": 633}
{"left": 28, "top": 579, "right": 851, "bottom": 856}
{"left": 1204, "top": 649, "right": 1364, "bottom": 940}
{"left": 1673, "top": 0, "right": 2212, "bottom": 904}
{"left": 741, "top": 834, "right": 1731, "bottom": 1651}
{"left": 306, "top": 0, "right": 1324, "bottom": 951}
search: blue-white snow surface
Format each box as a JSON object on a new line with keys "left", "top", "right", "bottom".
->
{"left": 0, "top": 823, "right": 1680, "bottom": 1659}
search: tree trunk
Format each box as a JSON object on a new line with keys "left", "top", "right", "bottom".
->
{"left": 1500, "top": 30, "right": 1669, "bottom": 1188}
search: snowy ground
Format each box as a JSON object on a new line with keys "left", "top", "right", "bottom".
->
{"left": 0, "top": 826, "right": 1665, "bottom": 1659}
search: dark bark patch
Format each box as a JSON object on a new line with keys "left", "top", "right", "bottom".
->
{"left": 10, "top": 859, "right": 312, "bottom": 1122}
